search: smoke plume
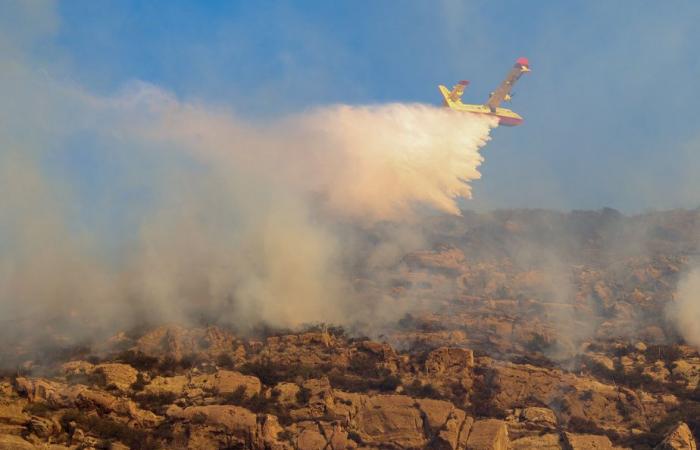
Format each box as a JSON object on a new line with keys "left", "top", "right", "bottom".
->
{"left": 0, "top": 67, "right": 497, "bottom": 353}
{"left": 668, "top": 265, "right": 700, "bottom": 348}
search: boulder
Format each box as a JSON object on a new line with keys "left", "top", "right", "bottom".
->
{"left": 619, "top": 356, "right": 635, "bottom": 374}
{"left": 434, "top": 413, "right": 472, "bottom": 450}
{"left": 353, "top": 394, "right": 426, "bottom": 448}
{"left": 520, "top": 407, "right": 557, "bottom": 427}
{"left": 61, "top": 360, "right": 94, "bottom": 376}
{"left": 425, "top": 347, "right": 475, "bottom": 376}
{"left": 0, "top": 399, "right": 28, "bottom": 426}
{"left": 488, "top": 361, "right": 652, "bottom": 432}
{"left": 329, "top": 391, "right": 364, "bottom": 421}
{"left": 14, "top": 378, "right": 66, "bottom": 406}
{"left": 95, "top": 363, "right": 138, "bottom": 391}
{"left": 328, "top": 425, "right": 351, "bottom": 450}
{"left": 300, "top": 378, "right": 334, "bottom": 415}
{"left": 643, "top": 361, "right": 671, "bottom": 383}
{"left": 28, "top": 416, "right": 60, "bottom": 438}
{"left": 166, "top": 404, "right": 257, "bottom": 436}
{"left": 15, "top": 377, "right": 159, "bottom": 426}
{"left": 467, "top": 419, "right": 509, "bottom": 450}
{"left": 133, "top": 325, "right": 237, "bottom": 360}
{"left": 655, "top": 422, "right": 697, "bottom": 450}
{"left": 144, "top": 375, "right": 188, "bottom": 396}
{"left": 189, "top": 370, "right": 261, "bottom": 398}
{"left": 416, "top": 398, "right": 456, "bottom": 430}
{"left": 273, "top": 382, "right": 301, "bottom": 406}
{"left": 296, "top": 428, "right": 327, "bottom": 450}
{"left": 0, "top": 434, "right": 35, "bottom": 450}
{"left": 563, "top": 432, "right": 614, "bottom": 449}
{"left": 215, "top": 370, "right": 262, "bottom": 397}
{"left": 671, "top": 360, "right": 700, "bottom": 389}
{"left": 260, "top": 414, "right": 284, "bottom": 447}
{"left": 584, "top": 354, "right": 615, "bottom": 372}
{"left": 511, "top": 433, "right": 563, "bottom": 449}
{"left": 109, "top": 442, "right": 131, "bottom": 450}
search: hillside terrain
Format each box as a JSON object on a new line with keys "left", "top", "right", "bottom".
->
{"left": 1, "top": 208, "right": 700, "bottom": 449}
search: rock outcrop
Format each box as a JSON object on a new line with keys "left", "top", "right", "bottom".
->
{"left": 466, "top": 419, "right": 509, "bottom": 450}
{"left": 3, "top": 210, "right": 700, "bottom": 449}
{"left": 655, "top": 422, "right": 697, "bottom": 450}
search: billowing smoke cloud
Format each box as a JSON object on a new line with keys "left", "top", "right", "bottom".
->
{"left": 0, "top": 58, "right": 497, "bottom": 356}
{"left": 122, "top": 87, "right": 495, "bottom": 221}
{"left": 667, "top": 266, "right": 700, "bottom": 348}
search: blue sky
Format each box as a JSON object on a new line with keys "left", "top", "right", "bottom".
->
{"left": 6, "top": 0, "right": 700, "bottom": 211}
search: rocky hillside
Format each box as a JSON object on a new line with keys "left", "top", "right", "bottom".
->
{"left": 1, "top": 208, "right": 700, "bottom": 449}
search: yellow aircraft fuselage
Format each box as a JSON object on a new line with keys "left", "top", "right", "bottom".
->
{"left": 438, "top": 89, "right": 524, "bottom": 126}
{"left": 438, "top": 57, "right": 530, "bottom": 126}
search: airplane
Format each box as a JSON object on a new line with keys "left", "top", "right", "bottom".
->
{"left": 438, "top": 57, "right": 530, "bottom": 126}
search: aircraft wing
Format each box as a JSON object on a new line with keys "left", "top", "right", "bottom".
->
{"left": 485, "top": 57, "right": 530, "bottom": 112}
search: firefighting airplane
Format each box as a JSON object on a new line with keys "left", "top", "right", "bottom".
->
{"left": 438, "top": 57, "right": 530, "bottom": 126}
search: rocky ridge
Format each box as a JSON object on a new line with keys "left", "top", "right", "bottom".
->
{"left": 2, "top": 208, "right": 700, "bottom": 449}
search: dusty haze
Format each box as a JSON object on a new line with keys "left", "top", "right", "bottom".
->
{"left": 0, "top": 61, "right": 498, "bottom": 354}
{"left": 668, "top": 265, "right": 700, "bottom": 348}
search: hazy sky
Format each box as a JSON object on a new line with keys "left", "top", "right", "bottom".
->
{"left": 4, "top": 0, "right": 700, "bottom": 211}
